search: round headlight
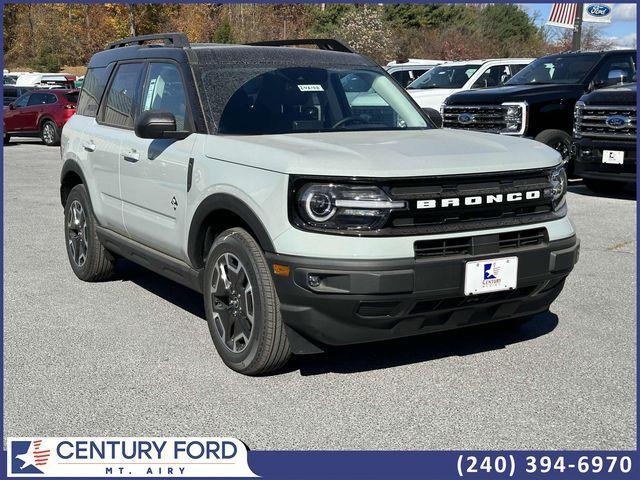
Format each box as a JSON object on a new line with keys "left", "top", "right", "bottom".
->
{"left": 301, "top": 185, "right": 336, "bottom": 222}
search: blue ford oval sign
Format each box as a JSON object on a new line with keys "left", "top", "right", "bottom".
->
{"left": 586, "top": 4, "right": 611, "bottom": 17}
{"left": 606, "top": 115, "right": 629, "bottom": 129}
{"left": 458, "top": 113, "right": 475, "bottom": 125}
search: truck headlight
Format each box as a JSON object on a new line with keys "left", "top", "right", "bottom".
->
{"left": 573, "top": 100, "right": 584, "bottom": 138}
{"left": 501, "top": 102, "right": 527, "bottom": 135}
{"left": 550, "top": 165, "right": 567, "bottom": 210}
{"left": 297, "top": 184, "right": 405, "bottom": 231}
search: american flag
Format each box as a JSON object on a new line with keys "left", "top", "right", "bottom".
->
{"left": 547, "top": 3, "right": 578, "bottom": 29}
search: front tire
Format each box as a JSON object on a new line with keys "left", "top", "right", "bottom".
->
{"left": 41, "top": 120, "right": 60, "bottom": 146}
{"left": 203, "top": 228, "right": 291, "bottom": 375}
{"left": 535, "top": 129, "right": 573, "bottom": 174}
{"left": 64, "top": 184, "right": 116, "bottom": 281}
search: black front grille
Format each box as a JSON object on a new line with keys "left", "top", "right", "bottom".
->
{"left": 384, "top": 168, "right": 558, "bottom": 235}
{"left": 575, "top": 104, "right": 637, "bottom": 140}
{"left": 442, "top": 105, "right": 507, "bottom": 132}
{"left": 414, "top": 228, "right": 546, "bottom": 258}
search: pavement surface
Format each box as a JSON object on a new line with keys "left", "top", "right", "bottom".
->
{"left": 3, "top": 138, "right": 637, "bottom": 450}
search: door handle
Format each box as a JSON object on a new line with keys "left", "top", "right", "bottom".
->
{"left": 123, "top": 150, "right": 140, "bottom": 162}
{"left": 83, "top": 142, "right": 96, "bottom": 152}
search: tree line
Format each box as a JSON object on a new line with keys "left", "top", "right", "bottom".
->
{"left": 3, "top": 3, "right": 613, "bottom": 72}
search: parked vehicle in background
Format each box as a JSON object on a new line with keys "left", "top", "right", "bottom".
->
{"left": 16, "top": 73, "right": 77, "bottom": 89}
{"left": 442, "top": 50, "right": 637, "bottom": 173}
{"left": 4, "top": 89, "right": 78, "bottom": 145}
{"left": 407, "top": 58, "right": 533, "bottom": 111}
{"left": 4, "top": 75, "right": 17, "bottom": 85}
{"left": 386, "top": 59, "right": 444, "bottom": 87}
{"left": 60, "top": 33, "right": 578, "bottom": 375}
{"left": 573, "top": 82, "right": 636, "bottom": 192}
{"left": 3, "top": 85, "right": 32, "bottom": 106}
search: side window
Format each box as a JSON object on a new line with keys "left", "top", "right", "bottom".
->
{"left": 592, "top": 55, "right": 636, "bottom": 87}
{"left": 101, "top": 62, "right": 144, "bottom": 129}
{"left": 14, "top": 93, "right": 30, "bottom": 108}
{"left": 391, "top": 70, "right": 410, "bottom": 87}
{"left": 77, "top": 65, "right": 113, "bottom": 117}
{"left": 510, "top": 64, "right": 527, "bottom": 76}
{"left": 140, "top": 62, "right": 188, "bottom": 130}
{"left": 471, "top": 65, "right": 510, "bottom": 89}
{"left": 27, "top": 93, "right": 57, "bottom": 105}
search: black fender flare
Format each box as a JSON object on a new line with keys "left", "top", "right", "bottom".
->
{"left": 60, "top": 158, "right": 90, "bottom": 207}
{"left": 187, "top": 193, "right": 276, "bottom": 268}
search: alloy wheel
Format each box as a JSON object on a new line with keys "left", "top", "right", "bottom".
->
{"left": 211, "top": 253, "right": 255, "bottom": 353}
{"left": 67, "top": 200, "right": 88, "bottom": 267}
{"left": 43, "top": 123, "right": 55, "bottom": 144}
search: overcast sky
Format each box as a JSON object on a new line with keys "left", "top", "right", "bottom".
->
{"left": 520, "top": 3, "right": 637, "bottom": 48}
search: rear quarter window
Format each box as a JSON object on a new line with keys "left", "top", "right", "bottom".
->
{"left": 77, "top": 65, "right": 113, "bottom": 117}
{"left": 64, "top": 92, "right": 79, "bottom": 103}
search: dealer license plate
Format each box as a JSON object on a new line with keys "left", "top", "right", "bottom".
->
{"left": 464, "top": 257, "right": 518, "bottom": 296}
{"left": 602, "top": 150, "right": 624, "bottom": 164}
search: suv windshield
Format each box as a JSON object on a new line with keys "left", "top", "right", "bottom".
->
{"left": 507, "top": 54, "right": 600, "bottom": 85}
{"left": 218, "top": 67, "right": 428, "bottom": 135}
{"left": 407, "top": 64, "right": 481, "bottom": 90}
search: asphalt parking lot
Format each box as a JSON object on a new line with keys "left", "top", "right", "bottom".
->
{"left": 3, "top": 138, "right": 636, "bottom": 450}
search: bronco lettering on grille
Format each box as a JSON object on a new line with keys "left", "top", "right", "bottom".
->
{"left": 416, "top": 190, "right": 541, "bottom": 209}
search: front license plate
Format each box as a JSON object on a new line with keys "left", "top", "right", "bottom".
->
{"left": 602, "top": 150, "right": 624, "bottom": 164}
{"left": 464, "top": 257, "right": 518, "bottom": 296}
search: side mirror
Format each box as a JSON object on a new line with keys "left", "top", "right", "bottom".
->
{"left": 422, "top": 107, "right": 443, "bottom": 128}
{"left": 134, "top": 110, "right": 189, "bottom": 140}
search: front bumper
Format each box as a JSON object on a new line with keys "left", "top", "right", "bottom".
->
{"left": 267, "top": 235, "right": 579, "bottom": 353}
{"left": 573, "top": 138, "right": 636, "bottom": 183}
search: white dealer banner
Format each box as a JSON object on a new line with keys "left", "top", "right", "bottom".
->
{"left": 7, "top": 437, "right": 258, "bottom": 477}
{"left": 583, "top": 4, "right": 613, "bottom": 23}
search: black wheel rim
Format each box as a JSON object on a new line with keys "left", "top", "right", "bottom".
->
{"left": 210, "top": 253, "right": 255, "bottom": 353}
{"left": 67, "top": 200, "right": 88, "bottom": 267}
{"left": 551, "top": 139, "right": 570, "bottom": 162}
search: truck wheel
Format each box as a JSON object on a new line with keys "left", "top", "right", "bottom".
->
{"left": 41, "top": 120, "right": 60, "bottom": 146}
{"left": 535, "top": 129, "right": 573, "bottom": 174}
{"left": 203, "top": 227, "right": 291, "bottom": 375}
{"left": 3, "top": 133, "right": 10, "bottom": 144}
{"left": 64, "top": 184, "right": 116, "bottom": 281}
{"left": 583, "top": 179, "right": 620, "bottom": 194}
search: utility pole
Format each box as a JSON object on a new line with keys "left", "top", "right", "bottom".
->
{"left": 128, "top": 4, "right": 137, "bottom": 37}
{"left": 572, "top": 2, "right": 583, "bottom": 51}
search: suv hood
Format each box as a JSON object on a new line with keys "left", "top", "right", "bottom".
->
{"left": 446, "top": 83, "right": 585, "bottom": 105}
{"left": 205, "top": 129, "right": 561, "bottom": 177}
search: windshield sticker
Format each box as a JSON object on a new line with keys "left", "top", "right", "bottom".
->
{"left": 297, "top": 84, "right": 324, "bottom": 92}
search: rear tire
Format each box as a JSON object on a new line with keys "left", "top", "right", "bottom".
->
{"left": 64, "top": 184, "right": 116, "bottom": 281}
{"left": 41, "top": 120, "right": 60, "bottom": 146}
{"left": 535, "top": 129, "right": 573, "bottom": 174}
{"left": 203, "top": 227, "right": 291, "bottom": 375}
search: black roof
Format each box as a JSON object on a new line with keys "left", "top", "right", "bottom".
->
{"left": 88, "top": 33, "right": 374, "bottom": 69}
{"left": 540, "top": 49, "right": 636, "bottom": 59}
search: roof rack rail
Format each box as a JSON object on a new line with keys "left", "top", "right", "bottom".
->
{"left": 107, "top": 33, "right": 190, "bottom": 50}
{"left": 246, "top": 38, "right": 355, "bottom": 54}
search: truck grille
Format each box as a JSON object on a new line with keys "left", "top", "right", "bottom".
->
{"left": 574, "top": 104, "right": 637, "bottom": 140}
{"left": 442, "top": 105, "right": 507, "bottom": 133}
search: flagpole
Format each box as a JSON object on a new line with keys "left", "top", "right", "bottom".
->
{"left": 572, "top": 2, "right": 583, "bottom": 51}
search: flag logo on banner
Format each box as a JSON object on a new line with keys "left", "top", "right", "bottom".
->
{"left": 547, "top": 3, "right": 578, "bottom": 29}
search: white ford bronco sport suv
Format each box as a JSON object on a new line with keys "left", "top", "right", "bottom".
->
{"left": 61, "top": 34, "right": 579, "bottom": 375}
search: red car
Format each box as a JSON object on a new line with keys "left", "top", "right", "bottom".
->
{"left": 3, "top": 89, "right": 79, "bottom": 146}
